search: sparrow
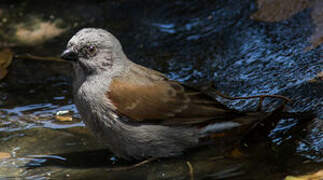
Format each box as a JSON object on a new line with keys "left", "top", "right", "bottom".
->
{"left": 60, "top": 28, "right": 274, "bottom": 160}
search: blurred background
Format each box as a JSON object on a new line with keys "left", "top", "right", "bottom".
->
{"left": 0, "top": 0, "right": 322, "bottom": 179}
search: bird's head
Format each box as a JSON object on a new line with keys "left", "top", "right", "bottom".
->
{"left": 61, "top": 28, "right": 127, "bottom": 75}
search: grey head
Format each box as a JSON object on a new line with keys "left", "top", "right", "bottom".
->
{"left": 61, "top": 28, "right": 129, "bottom": 77}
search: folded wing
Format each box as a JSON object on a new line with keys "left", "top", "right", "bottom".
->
{"left": 107, "top": 63, "right": 239, "bottom": 125}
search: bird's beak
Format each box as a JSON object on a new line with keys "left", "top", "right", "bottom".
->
{"left": 60, "top": 49, "right": 78, "bottom": 62}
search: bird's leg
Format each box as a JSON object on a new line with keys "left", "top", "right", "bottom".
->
{"left": 106, "top": 157, "right": 158, "bottom": 172}
{"left": 186, "top": 161, "right": 194, "bottom": 180}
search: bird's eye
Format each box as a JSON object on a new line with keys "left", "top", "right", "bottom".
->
{"left": 86, "top": 45, "right": 97, "bottom": 57}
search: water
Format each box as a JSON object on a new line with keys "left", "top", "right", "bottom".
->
{"left": 0, "top": 0, "right": 322, "bottom": 179}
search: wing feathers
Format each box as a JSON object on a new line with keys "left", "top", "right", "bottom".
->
{"left": 107, "top": 63, "right": 236, "bottom": 125}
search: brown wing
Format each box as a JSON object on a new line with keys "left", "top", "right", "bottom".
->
{"left": 107, "top": 63, "right": 236, "bottom": 125}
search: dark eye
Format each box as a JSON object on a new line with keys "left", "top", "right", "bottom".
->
{"left": 86, "top": 45, "right": 97, "bottom": 57}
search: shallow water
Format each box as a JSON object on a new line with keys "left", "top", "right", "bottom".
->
{"left": 0, "top": 0, "right": 322, "bottom": 179}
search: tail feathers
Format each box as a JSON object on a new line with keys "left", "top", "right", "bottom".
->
{"left": 200, "top": 111, "right": 273, "bottom": 137}
{"left": 200, "top": 121, "right": 241, "bottom": 134}
{"left": 198, "top": 104, "right": 286, "bottom": 144}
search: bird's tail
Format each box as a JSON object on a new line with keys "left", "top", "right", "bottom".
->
{"left": 198, "top": 105, "right": 285, "bottom": 144}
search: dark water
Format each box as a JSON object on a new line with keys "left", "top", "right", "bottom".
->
{"left": 0, "top": 0, "right": 322, "bottom": 179}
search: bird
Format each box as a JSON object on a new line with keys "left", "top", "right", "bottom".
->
{"left": 60, "top": 28, "right": 278, "bottom": 160}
